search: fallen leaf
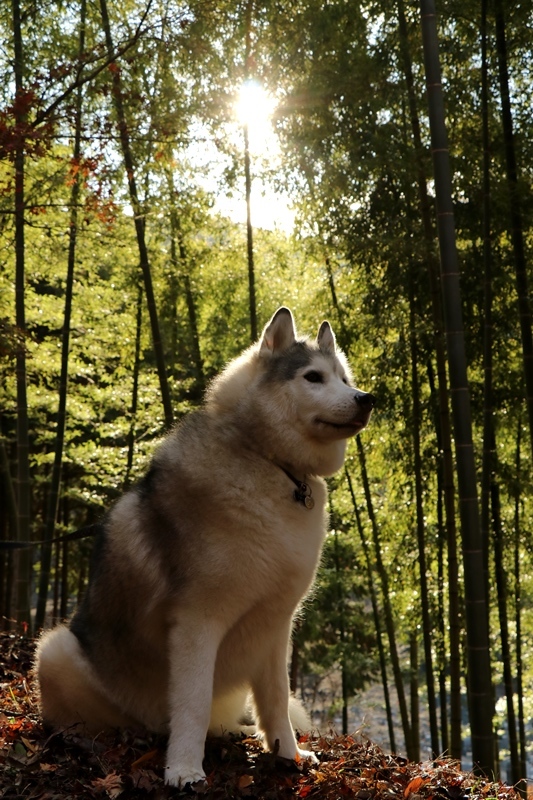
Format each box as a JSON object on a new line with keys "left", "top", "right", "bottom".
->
{"left": 310, "top": 769, "right": 328, "bottom": 784}
{"left": 405, "top": 777, "right": 430, "bottom": 797}
{"left": 20, "top": 735, "right": 38, "bottom": 753}
{"left": 130, "top": 747, "right": 159, "bottom": 771}
{"left": 238, "top": 774, "right": 254, "bottom": 789}
{"left": 131, "top": 769, "right": 159, "bottom": 790}
{"left": 91, "top": 772, "right": 124, "bottom": 799}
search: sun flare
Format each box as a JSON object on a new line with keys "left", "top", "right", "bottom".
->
{"left": 235, "top": 79, "right": 278, "bottom": 155}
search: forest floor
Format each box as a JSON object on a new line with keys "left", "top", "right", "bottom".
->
{"left": 0, "top": 632, "right": 522, "bottom": 800}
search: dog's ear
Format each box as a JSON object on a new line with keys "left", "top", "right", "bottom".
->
{"left": 317, "top": 320, "right": 336, "bottom": 354}
{"left": 259, "top": 307, "right": 297, "bottom": 354}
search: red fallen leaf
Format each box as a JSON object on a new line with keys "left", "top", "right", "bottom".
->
{"left": 405, "top": 777, "right": 430, "bottom": 796}
{"left": 130, "top": 747, "right": 159, "bottom": 771}
{"left": 298, "top": 786, "right": 313, "bottom": 798}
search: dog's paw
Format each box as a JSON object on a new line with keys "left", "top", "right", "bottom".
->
{"left": 164, "top": 764, "right": 207, "bottom": 789}
{"left": 296, "top": 747, "right": 319, "bottom": 765}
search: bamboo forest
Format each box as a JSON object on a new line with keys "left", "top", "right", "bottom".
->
{"left": 1, "top": 0, "right": 533, "bottom": 790}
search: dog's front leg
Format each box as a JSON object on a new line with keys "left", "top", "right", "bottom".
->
{"left": 251, "top": 625, "right": 317, "bottom": 764}
{"left": 165, "top": 618, "right": 221, "bottom": 788}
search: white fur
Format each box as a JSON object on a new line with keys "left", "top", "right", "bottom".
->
{"left": 35, "top": 308, "right": 373, "bottom": 788}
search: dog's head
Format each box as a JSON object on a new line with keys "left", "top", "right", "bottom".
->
{"left": 207, "top": 308, "right": 375, "bottom": 476}
{"left": 259, "top": 307, "right": 374, "bottom": 437}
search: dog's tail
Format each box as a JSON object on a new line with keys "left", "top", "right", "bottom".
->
{"left": 288, "top": 694, "right": 312, "bottom": 733}
{"left": 35, "top": 625, "right": 134, "bottom": 733}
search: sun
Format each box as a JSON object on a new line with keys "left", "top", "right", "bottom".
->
{"left": 221, "top": 79, "right": 294, "bottom": 231}
{"left": 235, "top": 79, "right": 278, "bottom": 156}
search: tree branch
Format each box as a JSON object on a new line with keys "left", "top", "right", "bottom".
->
{"left": 31, "top": 0, "right": 155, "bottom": 128}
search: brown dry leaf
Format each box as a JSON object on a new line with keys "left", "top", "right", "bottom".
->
{"left": 91, "top": 772, "right": 124, "bottom": 799}
{"left": 131, "top": 769, "right": 160, "bottom": 791}
{"left": 310, "top": 769, "right": 328, "bottom": 784}
{"left": 20, "top": 735, "right": 39, "bottom": 753}
{"left": 237, "top": 774, "right": 254, "bottom": 789}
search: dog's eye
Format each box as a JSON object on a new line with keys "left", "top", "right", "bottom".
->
{"left": 342, "top": 376, "right": 348, "bottom": 384}
{"left": 304, "top": 371, "right": 323, "bottom": 383}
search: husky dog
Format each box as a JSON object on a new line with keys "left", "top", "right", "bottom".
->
{"left": 36, "top": 307, "right": 375, "bottom": 788}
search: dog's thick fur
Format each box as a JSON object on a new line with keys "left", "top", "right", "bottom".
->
{"left": 35, "top": 308, "right": 375, "bottom": 787}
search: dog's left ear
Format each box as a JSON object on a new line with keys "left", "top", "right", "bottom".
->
{"left": 317, "top": 320, "right": 336, "bottom": 355}
{"left": 259, "top": 307, "right": 297, "bottom": 354}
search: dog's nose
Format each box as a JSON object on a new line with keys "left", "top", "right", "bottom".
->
{"left": 355, "top": 391, "right": 376, "bottom": 409}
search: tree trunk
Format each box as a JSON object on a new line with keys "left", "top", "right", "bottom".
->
{"left": 166, "top": 174, "right": 204, "bottom": 390}
{"left": 513, "top": 421, "right": 526, "bottom": 785}
{"left": 0, "top": 434, "right": 15, "bottom": 630}
{"left": 419, "top": 0, "right": 494, "bottom": 772}
{"left": 409, "top": 278, "right": 440, "bottom": 757}
{"left": 60, "top": 479, "right": 70, "bottom": 621}
{"left": 52, "top": 541, "right": 60, "bottom": 626}
{"left": 243, "top": 0, "right": 257, "bottom": 342}
{"left": 331, "top": 521, "right": 348, "bottom": 735}
{"left": 124, "top": 282, "right": 143, "bottom": 489}
{"left": 427, "top": 358, "right": 461, "bottom": 757}
{"left": 0, "top": 433, "right": 18, "bottom": 548}
{"left": 34, "top": 0, "right": 87, "bottom": 632}
{"left": 436, "top": 476, "right": 449, "bottom": 755}
{"left": 346, "top": 468, "right": 396, "bottom": 753}
{"left": 409, "top": 631, "right": 420, "bottom": 762}
{"left": 396, "top": 0, "right": 462, "bottom": 757}
{"left": 493, "top": 0, "right": 533, "bottom": 462}
{"left": 324, "top": 256, "right": 349, "bottom": 350}
{"left": 356, "top": 438, "right": 415, "bottom": 760}
{"left": 491, "top": 483, "right": 520, "bottom": 784}
{"left": 99, "top": 0, "right": 173, "bottom": 428}
{"left": 12, "top": 0, "right": 32, "bottom": 633}
{"left": 479, "top": 0, "right": 493, "bottom": 619}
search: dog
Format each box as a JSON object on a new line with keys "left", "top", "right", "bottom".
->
{"left": 35, "top": 307, "right": 375, "bottom": 788}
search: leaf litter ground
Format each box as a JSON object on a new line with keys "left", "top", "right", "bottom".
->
{"left": 0, "top": 633, "right": 521, "bottom": 800}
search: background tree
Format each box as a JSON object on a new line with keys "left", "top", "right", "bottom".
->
{"left": 422, "top": 0, "right": 493, "bottom": 771}
{"left": 35, "top": 0, "right": 88, "bottom": 633}
{"left": 12, "top": 0, "right": 32, "bottom": 629}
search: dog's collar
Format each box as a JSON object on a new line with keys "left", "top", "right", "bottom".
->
{"left": 278, "top": 466, "right": 315, "bottom": 510}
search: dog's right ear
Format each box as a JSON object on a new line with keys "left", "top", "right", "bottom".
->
{"left": 259, "top": 307, "right": 297, "bottom": 354}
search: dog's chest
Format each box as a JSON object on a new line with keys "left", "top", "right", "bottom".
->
{"left": 157, "top": 448, "right": 328, "bottom": 607}
{"left": 221, "top": 486, "right": 326, "bottom": 606}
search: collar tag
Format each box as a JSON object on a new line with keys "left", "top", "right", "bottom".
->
{"left": 280, "top": 469, "right": 314, "bottom": 510}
